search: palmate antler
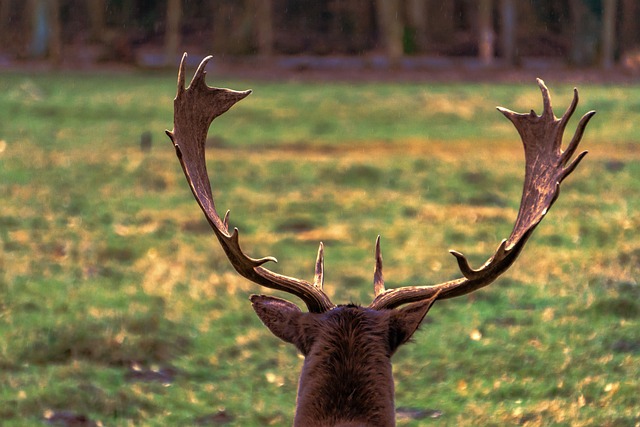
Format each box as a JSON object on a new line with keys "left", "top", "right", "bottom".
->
{"left": 168, "top": 53, "right": 594, "bottom": 313}
{"left": 370, "top": 79, "right": 595, "bottom": 310}
{"left": 166, "top": 54, "right": 334, "bottom": 313}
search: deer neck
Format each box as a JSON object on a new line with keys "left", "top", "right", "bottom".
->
{"left": 293, "top": 310, "right": 397, "bottom": 427}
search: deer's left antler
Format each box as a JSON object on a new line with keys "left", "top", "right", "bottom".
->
{"left": 369, "top": 79, "right": 595, "bottom": 310}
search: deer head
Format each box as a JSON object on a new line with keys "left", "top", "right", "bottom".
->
{"left": 165, "top": 53, "right": 595, "bottom": 427}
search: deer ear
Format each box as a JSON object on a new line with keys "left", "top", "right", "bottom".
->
{"left": 388, "top": 298, "right": 438, "bottom": 354}
{"left": 250, "top": 294, "right": 305, "bottom": 347}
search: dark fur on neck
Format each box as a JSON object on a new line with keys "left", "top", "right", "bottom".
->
{"left": 294, "top": 307, "right": 396, "bottom": 426}
{"left": 251, "top": 296, "right": 436, "bottom": 427}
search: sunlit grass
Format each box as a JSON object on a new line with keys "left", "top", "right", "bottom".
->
{"left": 0, "top": 69, "right": 638, "bottom": 426}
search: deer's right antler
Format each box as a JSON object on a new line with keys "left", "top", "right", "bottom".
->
{"left": 166, "top": 53, "right": 335, "bottom": 313}
{"left": 369, "top": 79, "right": 595, "bottom": 310}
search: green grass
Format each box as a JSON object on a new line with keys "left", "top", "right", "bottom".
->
{"left": 0, "top": 68, "right": 638, "bottom": 426}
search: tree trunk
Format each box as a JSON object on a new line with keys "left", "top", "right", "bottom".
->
{"left": 211, "top": 1, "right": 253, "bottom": 55}
{"left": 375, "top": 0, "right": 403, "bottom": 67}
{"left": 164, "top": 0, "right": 182, "bottom": 66}
{"left": 406, "top": 0, "right": 428, "bottom": 52}
{"left": 426, "top": 0, "right": 454, "bottom": 46}
{"left": 28, "top": 0, "right": 48, "bottom": 58}
{"left": 253, "top": 0, "right": 273, "bottom": 57}
{"left": 347, "top": 0, "right": 373, "bottom": 53}
{"left": 87, "top": 0, "right": 106, "bottom": 42}
{"left": 569, "top": 0, "right": 600, "bottom": 66}
{"left": 499, "top": 0, "right": 516, "bottom": 65}
{"left": 0, "top": 0, "right": 10, "bottom": 45}
{"left": 601, "top": 0, "right": 617, "bottom": 68}
{"left": 619, "top": 0, "right": 639, "bottom": 53}
{"left": 28, "top": 0, "right": 61, "bottom": 63}
{"left": 121, "top": 0, "right": 134, "bottom": 26}
{"left": 478, "top": 0, "right": 495, "bottom": 66}
{"left": 48, "top": 0, "right": 61, "bottom": 65}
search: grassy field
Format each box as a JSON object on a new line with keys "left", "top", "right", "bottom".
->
{"left": 0, "top": 67, "right": 638, "bottom": 426}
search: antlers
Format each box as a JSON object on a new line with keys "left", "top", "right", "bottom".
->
{"left": 168, "top": 53, "right": 594, "bottom": 313}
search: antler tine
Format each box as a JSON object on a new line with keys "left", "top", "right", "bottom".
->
{"left": 176, "top": 53, "right": 187, "bottom": 96}
{"left": 537, "top": 78, "right": 553, "bottom": 118}
{"left": 373, "top": 236, "right": 385, "bottom": 297}
{"left": 559, "top": 87, "right": 579, "bottom": 129}
{"left": 168, "top": 53, "right": 335, "bottom": 313}
{"left": 314, "top": 243, "right": 325, "bottom": 288}
{"left": 369, "top": 79, "right": 594, "bottom": 311}
{"left": 561, "top": 111, "right": 595, "bottom": 174}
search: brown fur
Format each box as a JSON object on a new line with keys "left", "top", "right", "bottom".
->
{"left": 251, "top": 295, "right": 436, "bottom": 427}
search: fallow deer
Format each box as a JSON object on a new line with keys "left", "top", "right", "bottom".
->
{"left": 165, "top": 53, "right": 594, "bottom": 427}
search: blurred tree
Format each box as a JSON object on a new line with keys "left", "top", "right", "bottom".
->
{"left": 499, "top": 0, "right": 517, "bottom": 65}
{"left": 88, "top": 0, "right": 106, "bottom": 42}
{"left": 425, "top": 0, "right": 455, "bottom": 50}
{"left": 211, "top": 0, "right": 254, "bottom": 55}
{"left": 600, "top": 0, "right": 616, "bottom": 68}
{"left": 27, "top": 0, "right": 61, "bottom": 63}
{"left": 344, "top": 0, "right": 374, "bottom": 54}
{"left": 568, "top": 0, "right": 600, "bottom": 65}
{"left": 620, "top": 0, "right": 639, "bottom": 53}
{"left": 327, "top": 0, "right": 363, "bottom": 54}
{"left": 49, "top": 0, "right": 60, "bottom": 64}
{"left": 252, "top": 0, "right": 274, "bottom": 57}
{"left": 406, "top": 0, "right": 428, "bottom": 52}
{"left": 375, "top": 0, "right": 403, "bottom": 66}
{"left": 120, "top": 0, "right": 134, "bottom": 28}
{"left": 0, "top": 0, "right": 9, "bottom": 45}
{"left": 28, "top": 0, "right": 48, "bottom": 57}
{"left": 478, "top": 0, "right": 494, "bottom": 65}
{"left": 0, "top": 0, "right": 627, "bottom": 68}
{"left": 164, "top": 0, "right": 182, "bottom": 66}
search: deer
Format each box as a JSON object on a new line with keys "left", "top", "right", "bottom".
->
{"left": 165, "top": 53, "right": 595, "bottom": 427}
